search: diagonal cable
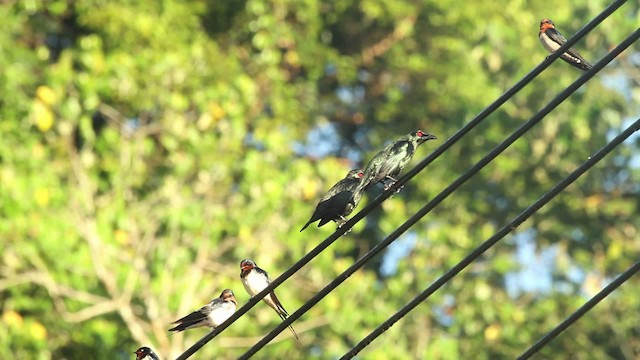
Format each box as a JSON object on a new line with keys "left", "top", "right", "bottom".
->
{"left": 342, "top": 116, "right": 640, "bottom": 358}
{"left": 237, "top": 22, "right": 639, "bottom": 360}
{"left": 518, "top": 257, "right": 640, "bottom": 359}
{"left": 174, "top": 2, "right": 627, "bottom": 358}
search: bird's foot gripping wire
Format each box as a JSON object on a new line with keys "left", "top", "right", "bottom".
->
{"left": 383, "top": 177, "right": 403, "bottom": 195}
{"left": 336, "top": 217, "right": 353, "bottom": 235}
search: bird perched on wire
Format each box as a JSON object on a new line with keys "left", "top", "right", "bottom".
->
{"left": 134, "top": 346, "right": 159, "bottom": 360}
{"left": 538, "top": 18, "right": 593, "bottom": 71}
{"left": 356, "top": 130, "right": 437, "bottom": 193}
{"left": 168, "top": 289, "right": 237, "bottom": 332}
{"left": 300, "top": 168, "right": 364, "bottom": 232}
{"left": 240, "top": 259, "right": 299, "bottom": 339}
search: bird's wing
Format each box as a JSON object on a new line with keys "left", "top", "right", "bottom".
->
{"left": 547, "top": 28, "right": 589, "bottom": 63}
{"left": 171, "top": 302, "right": 213, "bottom": 324}
{"left": 321, "top": 178, "right": 353, "bottom": 200}
{"left": 269, "top": 290, "right": 290, "bottom": 318}
{"left": 378, "top": 141, "right": 410, "bottom": 177}
{"left": 316, "top": 190, "right": 354, "bottom": 226}
{"left": 545, "top": 28, "right": 567, "bottom": 45}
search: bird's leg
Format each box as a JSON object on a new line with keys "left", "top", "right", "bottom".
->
{"left": 383, "top": 176, "right": 398, "bottom": 191}
{"left": 336, "top": 216, "right": 353, "bottom": 234}
{"left": 383, "top": 176, "right": 404, "bottom": 194}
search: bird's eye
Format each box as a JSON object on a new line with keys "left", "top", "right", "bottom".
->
{"left": 358, "top": 172, "right": 364, "bottom": 177}
{"left": 416, "top": 130, "right": 423, "bottom": 137}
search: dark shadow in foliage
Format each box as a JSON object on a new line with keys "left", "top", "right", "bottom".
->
{"left": 200, "top": 0, "right": 249, "bottom": 37}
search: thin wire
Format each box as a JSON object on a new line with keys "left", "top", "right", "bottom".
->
{"left": 175, "top": 1, "right": 628, "bottom": 358}
{"left": 238, "top": 23, "right": 640, "bottom": 360}
{"left": 518, "top": 258, "right": 640, "bottom": 359}
{"left": 342, "top": 116, "right": 640, "bottom": 359}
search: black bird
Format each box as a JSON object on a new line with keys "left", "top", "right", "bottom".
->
{"left": 240, "top": 259, "right": 299, "bottom": 339}
{"left": 539, "top": 18, "right": 592, "bottom": 71}
{"left": 168, "top": 289, "right": 237, "bottom": 332}
{"left": 357, "top": 130, "right": 437, "bottom": 192}
{"left": 134, "top": 346, "right": 159, "bottom": 360}
{"left": 300, "top": 169, "right": 364, "bottom": 231}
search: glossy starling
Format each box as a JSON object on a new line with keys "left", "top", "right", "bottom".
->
{"left": 168, "top": 289, "right": 237, "bottom": 332}
{"left": 300, "top": 169, "right": 364, "bottom": 231}
{"left": 240, "top": 259, "right": 299, "bottom": 339}
{"left": 134, "top": 346, "right": 159, "bottom": 360}
{"left": 357, "top": 130, "right": 437, "bottom": 192}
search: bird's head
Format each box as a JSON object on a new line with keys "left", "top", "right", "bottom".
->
{"left": 134, "top": 346, "right": 154, "bottom": 360}
{"left": 539, "top": 18, "right": 555, "bottom": 32}
{"left": 220, "top": 289, "right": 237, "bottom": 304}
{"left": 412, "top": 130, "right": 437, "bottom": 144}
{"left": 240, "top": 259, "right": 256, "bottom": 272}
{"left": 346, "top": 169, "right": 364, "bottom": 179}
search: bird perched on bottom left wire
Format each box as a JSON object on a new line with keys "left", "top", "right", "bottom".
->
{"left": 240, "top": 259, "right": 299, "bottom": 339}
{"left": 168, "top": 289, "right": 237, "bottom": 332}
{"left": 134, "top": 346, "right": 159, "bottom": 360}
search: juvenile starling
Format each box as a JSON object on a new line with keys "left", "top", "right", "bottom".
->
{"left": 134, "top": 346, "right": 159, "bottom": 360}
{"left": 300, "top": 169, "right": 364, "bottom": 232}
{"left": 240, "top": 259, "right": 299, "bottom": 339}
{"left": 539, "top": 18, "right": 592, "bottom": 71}
{"left": 357, "top": 130, "right": 437, "bottom": 192}
{"left": 168, "top": 289, "right": 237, "bottom": 332}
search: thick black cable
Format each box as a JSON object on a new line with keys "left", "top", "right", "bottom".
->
{"left": 342, "top": 116, "right": 640, "bottom": 359}
{"left": 518, "top": 257, "right": 640, "bottom": 359}
{"left": 175, "top": 2, "right": 627, "bottom": 358}
{"left": 238, "top": 20, "right": 639, "bottom": 360}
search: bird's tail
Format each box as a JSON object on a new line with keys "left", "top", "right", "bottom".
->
{"left": 276, "top": 311, "right": 299, "bottom": 340}
{"left": 300, "top": 220, "right": 312, "bottom": 232}
{"left": 579, "top": 61, "right": 592, "bottom": 71}
{"left": 168, "top": 323, "right": 187, "bottom": 332}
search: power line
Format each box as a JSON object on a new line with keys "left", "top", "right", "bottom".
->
{"left": 175, "top": 1, "right": 628, "bottom": 358}
{"left": 237, "top": 21, "right": 639, "bottom": 360}
{"left": 518, "top": 257, "right": 640, "bottom": 360}
{"left": 341, "top": 116, "right": 640, "bottom": 359}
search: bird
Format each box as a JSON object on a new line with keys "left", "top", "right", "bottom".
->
{"left": 168, "top": 289, "right": 237, "bottom": 332}
{"left": 538, "top": 18, "right": 593, "bottom": 71}
{"left": 134, "top": 346, "right": 159, "bottom": 360}
{"left": 356, "top": 130, "right": 437, "bottom": 193}
{"left": 239, "top": 259, "right": 299, "bottom": 339}
{"left": 300, "top": 169, "right": 365, "bottom": 232}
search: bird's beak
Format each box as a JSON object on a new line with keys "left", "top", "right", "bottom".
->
{"left": 424, "top": 134, "right": 437, "bottom": 140}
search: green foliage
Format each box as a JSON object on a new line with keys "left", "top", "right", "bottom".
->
{"left": 1, "top": 0, "right": 639, "bottom": 359}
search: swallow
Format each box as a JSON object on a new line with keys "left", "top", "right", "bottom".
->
{"left": 134, "top": 346, "right": 159, "bottom": 360}
{"left": 240, "top": 259, "right": 299, "bottom": 339}
{"left": 168, "top": 289, "right": 237, "bottom": 332}
{"left": 539, "top": 18, "right": 592, "bottom": 71}
{"left": 300, "top": 169, "right": 365, "bottom": 231}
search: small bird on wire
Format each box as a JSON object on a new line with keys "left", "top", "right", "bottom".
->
{"left": 300, "top": 168, "right": 365, "bottom": 232}
{"left": 134, "top": 346, "right": 159, "bottom": 360}
{"left": 538, "top": 18, "right": 593, "bottom": 71}
{"left": 168, "top": 289, "right": 237, "bottom": 332}
{"left": 356, "top": 129, "right": 437, "bottom": 193}
{"left": 240, "top": 259, "right": 299, "bottom": 339}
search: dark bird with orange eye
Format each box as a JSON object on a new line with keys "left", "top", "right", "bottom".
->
{"left": 539, "top": 18, "right": 592, "bottom": 71}
{"left": 168, "top": 289, "right": 237, "bottom": 332}
{"left": 134, "top": 346, "right": 159, "bottom": 360}
{"left": 300, "top": 168, "right": 365, "bottom": 231}
{"left": 355, "top": 130, "right": 437, "bottom": 194}
{"left": 240, "top": 259, "right": 298, "bottom": 339}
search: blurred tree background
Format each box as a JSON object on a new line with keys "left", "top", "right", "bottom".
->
{"left": 1, "top": 0, "right": 639, "bottom": 359}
